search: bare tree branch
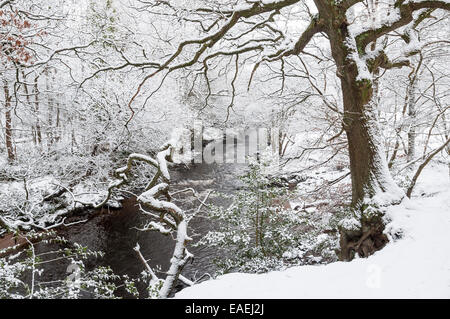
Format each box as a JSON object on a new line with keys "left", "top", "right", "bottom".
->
{"left": 356, "top": 0, "right": 450, "bottom": 53}
{"left": 406, "top": 136, "right": 450, "bottom": 197}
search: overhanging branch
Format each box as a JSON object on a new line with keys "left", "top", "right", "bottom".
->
{"left": 126, "top": 0, "right": 303, "bottom": 122}
{"left": 0, "top": 0, "right": 13, "bottom": 8}
{"left": 356, "top": 0, "right": 450, "bottom": 53}
{"left": 248, "top": 16, "right": 324, "bottom": 89}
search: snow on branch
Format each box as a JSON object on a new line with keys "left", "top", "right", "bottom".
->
{"left": 355, "top": 0, "right": 450, "bottom": 54}
{"left": 0, "top": 0, "right": 13, "bottom": 8}
{"left": 125, "top": 0, "right": 305, "bottom": 122}
{"left": 342, "top": 0, "right": 364, "bottom": 10}
{"left": 93, "top": 143, "right": 197, "bottom": 298}
{"left": 248, "top": 16, "right": 324, "bottom": 88}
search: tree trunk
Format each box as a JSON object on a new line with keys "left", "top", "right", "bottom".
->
{"left": 327, "top": 32, "right": 404, "bottom": 207}
{"left": 45, "top": 70, "right": 54, "bottom": 151}
{"left": 33, "top": 76, "right": 42, "bottom": 146}
{"left": 338, "top": 84, "right": 401, "bottom": 260}
{"left": 406, "top": 76, "right": 417, "bottom": 163}
{"left": 22, "top": 71, "right": 37, "bottom": 146}
{"left": 343, "top": 85, "right": 404, "bottom": 206}
{"left": 55, "top": 100, "right": 61, "bottom": 143}
{"left": 325, "top": 19, "right": 405, "bottom": 261}
{"left": 3, "top": 83, "right": 15, "bottom": 161}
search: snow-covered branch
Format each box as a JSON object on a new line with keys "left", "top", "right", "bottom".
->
{"left": 0, "top": 0, "right": 13, "bottom": 8}
{"left": 125, "top": 0, "right": 310, "bottom": 116}
{"left": 355, "top": 0, "right": 450, "bottom": 54}
{"left": 95, "top": 143, "right": 194, "bottom": 298}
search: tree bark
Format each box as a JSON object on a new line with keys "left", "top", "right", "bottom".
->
{"left": 33, "top": 76, "right": 42, "bottom": 146}
{"left": 45, "top": 70, "right": 54, "bottom": 151}
{"left": 338, "top": 84, "right": 397, "bottom": 259}
{"left": 55, "top": 99, "right": 61, "bottom": 143}
{"left": 21, "top": 71, "right": 37, "bottom": 145}
{"left": 406, "top": 64, "right": 420, "bottom": 164}
{"left": 342, "top": 79, "right": 406, "bottom": 206}
{"left": 3, "top": 83, "right": 15, "bottom": 161}
{"left": 319, "top": 3, "right": 405, "bottom": 260}
{"left": 326, "top": 24, "right": 404, "bottom": 207}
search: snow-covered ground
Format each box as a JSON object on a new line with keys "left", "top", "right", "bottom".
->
{"left": 175, "top": 164, "right": 450, "bottom": 298}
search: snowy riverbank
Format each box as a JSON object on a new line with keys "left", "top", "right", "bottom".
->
{"left": 175, "top": 164, "right": 450, "bottom": 299}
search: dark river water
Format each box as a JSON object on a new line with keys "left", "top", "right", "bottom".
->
{"left": 43, "top": 140, "right": 250, "bottom": 298}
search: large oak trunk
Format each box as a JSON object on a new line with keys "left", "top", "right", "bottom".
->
{"left": 326, "top": 17, "right": 405, "bottom": 202}
{"left": 338, "top": 77, "right": 405, "bottom": 260}
{"left": 341, "top": 79, "right": 404, "bottom": 206}
{"left": 326, "top": 22, "right": 405, "bottom": 260}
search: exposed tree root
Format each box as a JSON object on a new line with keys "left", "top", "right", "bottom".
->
{"left": 338, "top": 206, "right": 389, "bottom": 261}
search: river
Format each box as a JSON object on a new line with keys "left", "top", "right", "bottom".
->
{"left": 49, "top": 137, "right": 251, "bottom": 297}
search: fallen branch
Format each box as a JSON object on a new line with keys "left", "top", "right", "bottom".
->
{"left": 98, "top": 143, "right": 199, "bottom": 298}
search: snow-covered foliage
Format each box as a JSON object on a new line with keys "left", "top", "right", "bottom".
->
{"left": 196, "top": 157, "right": 338, "bottom": 274}
{"left": 176, "top": 163, "right": 450, "bottom": 298}
{"left": 1, "top": 0, "right": 449, "bottom": 299}
{"left": 0, "top": 231, "right": 138, "bottom": 299}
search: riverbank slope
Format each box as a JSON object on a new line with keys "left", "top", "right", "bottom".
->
{"left": 175, "top": 164, "right": 450, "bottom": 298}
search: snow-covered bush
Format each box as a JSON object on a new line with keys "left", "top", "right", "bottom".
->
{"left": 197, "top": 159, "right": 313, "bottom": 274}
{"left": 0, "top": 232, "right": 138, "bottom": 299}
